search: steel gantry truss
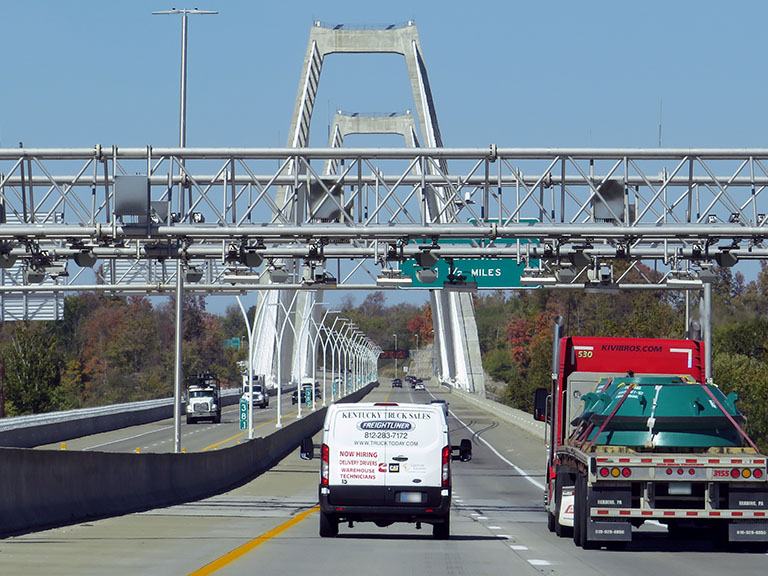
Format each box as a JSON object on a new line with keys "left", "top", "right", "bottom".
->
{"left": 2, "top": 146, "right": 768, "bottom": 267}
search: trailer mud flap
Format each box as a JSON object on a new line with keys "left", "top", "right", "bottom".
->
{"left": 588, "top": 520, "right": 632, "bottom": 541}
{"left": 729, "top": 522, "right": 768, "bottom": 542}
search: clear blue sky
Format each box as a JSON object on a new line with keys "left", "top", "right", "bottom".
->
{"left": 2, "top": 1, "right": 765, "bottom": 312}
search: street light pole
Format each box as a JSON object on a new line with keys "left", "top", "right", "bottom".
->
{"left": 393, "top": 333, "right": 398, "bottom": 380}
{"left": 154, "top": 7, "right": 217, "bottom": 454}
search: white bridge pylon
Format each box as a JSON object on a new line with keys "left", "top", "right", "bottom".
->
{"left": 254, "top": 21, "right": 485, "bottom": 394}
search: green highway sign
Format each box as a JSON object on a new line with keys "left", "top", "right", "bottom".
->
{"left": 239, "top": 399, "right": 249, "bottom": 431}
{"left": 401, "top": 257, "right": 531, "bottom": 288}
{"left": 399, "top": 219, "right": 538, "bottom": 288}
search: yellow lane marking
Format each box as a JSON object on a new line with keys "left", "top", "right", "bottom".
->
{"left": 202, "top": 409, "right": 299, "bottom": 451}
{"left": 188, "top": 505, "right": 319, "bottom": 576}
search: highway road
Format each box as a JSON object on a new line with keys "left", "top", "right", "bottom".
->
{"left": 34, "top": 389, "right": 323, "bottom": 454}
{"left": 3, "top": 380, "right": 767, "bottom": 575}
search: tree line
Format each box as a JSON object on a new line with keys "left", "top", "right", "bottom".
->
{"left": 0, "top": 294, "right": 245, "bottom": 417}
{"left": 3, "top": 268, "right": 767, "bottom": 455}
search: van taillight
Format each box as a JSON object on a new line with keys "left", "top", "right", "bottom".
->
{"left": 442, "top": 445, "right": 450, "bottom": 487}
{"left": 321, "top": 443, "right": 330, "bottom": 486}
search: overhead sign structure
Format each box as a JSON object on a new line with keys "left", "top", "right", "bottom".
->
{"left": 401, "top": 256, "right": 531, "bottom": 289}
{"left": 400, "top": 220, "right": 538, "bottom": 289}
{"left": 380, "top": 350, "right": 410, "bottom": 360}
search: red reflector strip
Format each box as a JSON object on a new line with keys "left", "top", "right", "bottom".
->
{"left": 618, "top": 458, "right": 630, "bottom": 463}
{"left": 619, "top": 511, "right": 631, "bottom": 516}
{"left": 641, "top": 511, "right": 653, "bottom": 516}
{"left": 686, "top": 511, "right": 698, "bottom": 517}
{"left": 685, "top": 459, "right": 697, "bottom": 464}
{"left": 755, "top": 460, "right": 766, "bottom": 465}
{"left": 597, "top": 510, "right": 609, "bottom": 515}
{"left": 733, "top": 512, "right": 744, "bottom": 517}
{"left": 710, "top": 512, "right": 721, "bottom": 517}
{"left": 426, "top": 509, "right": 434, "bottom": 513}
{"left": 663, "top": 511, "right": 675, "bottom": 516}
{"left": 756, "top": 512, "right": 766, "bottom": 517}
{"left": 663, "top": 459, "right": 675, "bottom": 463}
{"left": 732, "top": 460, "right": 743, "bottom": 464}
{"left": 335, "top": 507, "right": 344, "bottom": 511}
{"left": 596, "top": 458, "right": 609, "bottom": 462}
{"left": 641, "top": 458, "right": 653, "bottom": 463}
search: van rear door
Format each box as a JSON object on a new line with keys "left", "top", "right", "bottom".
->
{"left": 382, "top": 405, "right": 444, "bottom": 490}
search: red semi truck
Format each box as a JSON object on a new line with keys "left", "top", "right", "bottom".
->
{"left": 534, "top": 317, "right": 768, "bottom": 549}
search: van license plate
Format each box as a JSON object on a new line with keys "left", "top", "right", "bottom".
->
{"left": 398, "top": 492, "right": 423, "bottom": 503}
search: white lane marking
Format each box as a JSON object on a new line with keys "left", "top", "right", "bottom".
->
{"left": 529, "top": 560, "right": 550, "bottom": 566}
{"left": 449, "top": 409, "right": 545, "bottom": 490}
{"left": 84, "top": 425, "right": 173, "bottom": 450}
{"left": 477, "top": 516, "right": 489, "bottom": 520}
{"left": 510, "top": 545, "right": 528, "bottom": 550}
{"left": 488, "top": 525, "right": 503, "bottom": 530}
{"left": 496, "top": 534, "right": 511, "bottom": 539}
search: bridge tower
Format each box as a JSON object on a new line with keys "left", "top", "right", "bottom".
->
{"left": 254, "top": 21, "right": 485, "bottom": 394}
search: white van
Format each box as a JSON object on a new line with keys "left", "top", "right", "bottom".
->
{"left": 300, "top": 402, "right": 471, "bottom": 539}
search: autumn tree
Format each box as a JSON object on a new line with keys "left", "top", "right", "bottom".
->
{"left": 1, "top": 322, "right": 61, "bottom": 415}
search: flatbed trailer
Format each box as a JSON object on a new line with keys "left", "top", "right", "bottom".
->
{"left": 534, "top": 317, "right": 768, "bottom": 550}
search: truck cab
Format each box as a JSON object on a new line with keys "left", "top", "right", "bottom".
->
{"left": 185, "top": 372, "right": 222, "bottom": 424}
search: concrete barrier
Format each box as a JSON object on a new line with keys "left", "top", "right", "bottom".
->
{"left": 0, "top": 382, "right": 377, "bottom": 537}
{"left": 450, "top": 387, "right": 545, "bottom": 440}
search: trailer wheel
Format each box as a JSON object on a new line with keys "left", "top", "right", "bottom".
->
{"left": 575, "top": 472, "right": 601, "bottom": 550}
{"left": 319, "top": 511, "right": 338, "bottom": 537}
{"left": 186, "top": 416, "right": 195, "bottom": 425}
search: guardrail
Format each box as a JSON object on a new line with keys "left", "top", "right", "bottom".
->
{"left": 0, "top": 381, "right": 378, "bottom": 537}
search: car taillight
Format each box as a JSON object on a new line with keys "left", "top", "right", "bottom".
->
{"left": 754, "top": 468, "right": 764, "bottom": 479}
{"left": 321, "top": 443, "right": 330, "bottom": 486}
{"left": 442, "top": 445, "right": 450, "bottom": 487}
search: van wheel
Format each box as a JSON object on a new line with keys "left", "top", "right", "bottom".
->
{"left": 433, "top": 516, "right": 450, "bottom": 539}
{"left": 186, "top": 416, "right": 194, "bottom": 425}
{"left": 319, "top": 512, "right": 338, "bottom": 537}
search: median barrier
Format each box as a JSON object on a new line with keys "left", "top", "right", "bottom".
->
{"left": 0, "top": 382, "right": 377, "bottom": 537}
{"left": 0, "top": 390, "right": 242, "bottom": 448}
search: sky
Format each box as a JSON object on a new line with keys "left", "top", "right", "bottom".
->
{"left": 2, "top": 0, "right": 766, "bottom": 313}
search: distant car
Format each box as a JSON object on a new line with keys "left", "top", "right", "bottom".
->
{"left": 430, "top": 398, "right": 448, "bottom": 415}
{"left": 392, "top": 378, "right": 402, "bottom": 388}
{"left": 414, "top": 381, "right": 425, "bottom": 391}
{"left": 292, "top": 382, "right": 320, "bottom": 405}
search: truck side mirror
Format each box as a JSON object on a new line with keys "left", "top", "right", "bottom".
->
{"left": 534, "top": 388, "right": 549, "bottom": 422}
{"left": 299, "top": 436, "right": 314, "bottom": 460}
